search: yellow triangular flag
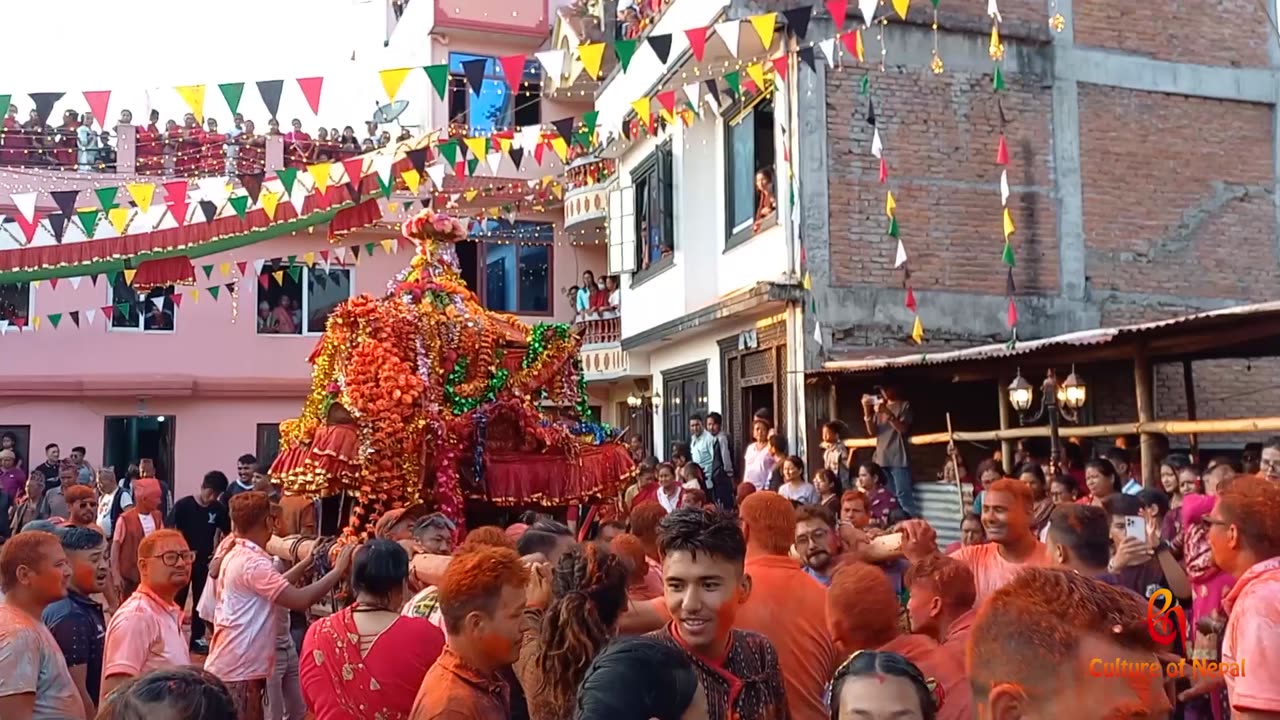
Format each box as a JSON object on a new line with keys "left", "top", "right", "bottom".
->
{"left": 578, "top": 42, "right": 606, "bottom": 80}
{"left": 123, "top": 269, "right": 137, "bottom": 285}
{"left": 32, "top": 316, "right": 40, "bottom": 331}
{"left": 911, "top": 315, "right": 924, "bottom": 344}
{"left": 272, "top": 270, "right": 285, "bottom": 285}
{"left": 541, "top": 175, "right": 555, "bottom": 188}
{"left": 746, "top": 63, "right": 768, "bottom": 93}
{"left": 489, "top": 207, "right": 502, "bottom": 218}
{"left": 307, "top": 163, "right": 332, "bottom": 195}
{"left": 464, "top": 188, "right": 479, "bottom": 202}
{"left": 32, "top": 280, "right": 41, "bottom": 289}
{"left": 381, "top": 239, "right": 395, "bottom": 255}
{"left": 107, "top": 207, "right": 130, "bottom": 234}
{"left": 191, "top": 288, "right": 200, "bottom": 304}
{"left": 748, "top": 13, "right": 777, "bottom": 50}
{"left": 387, "top": 202, "right": 399, "bottom": 213}
{"left": 802, "top": 271, "right": 812, "bottom": 290}
{"left": 631, "top": 98, "right": 651, "bottom": 123}
{"left": 681, "top": 109, "right": 695, "bottom": 126}
{"left": 886, "top": 191, "right": 896, "bottom": 218}
{"left": 219, "top": 262, "right": 231, "bottom": 276}
{"left": 379, "top": 68, "right": 412, "bottom": 101}
{"left": 174, "top": 85, "right": 207, "bottom": 123}
{"left": 303, "top": 252, "right": 315, "bottom": 266}
{"left": 463, "top": 136, "right": 489, "bottom": 159}
{"left": 261, "top": 191, "right": 280, "bottom": 220}
{"left": 126, "top": 183, "right": 155, "bottom": 214}
{"left": 892, "top": 0, "right": 910, "bottom": 19}
{"left": 401, "top": 169, "right": 422, "bottom": 194}
{"left": 1002, "top": 207, "right": 1015, "bottom": 239}
{"left": 551, "top": 184, "right": 564, "bottom": 200}
{"left": 498, "top": 137, "right": 512, "bottom": 153}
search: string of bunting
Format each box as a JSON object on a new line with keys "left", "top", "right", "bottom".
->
{"left": 990, "top": 0, "right": 1017, "bottom": 340}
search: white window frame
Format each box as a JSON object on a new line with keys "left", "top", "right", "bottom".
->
{"left": 0, "top": 281, "right": 36, "bottom": 332}
{"left": 105, "top": 281, "right": 177, "bottom": 334}
{"left": 255, "top": 260, "right": 356, "bottom": 338}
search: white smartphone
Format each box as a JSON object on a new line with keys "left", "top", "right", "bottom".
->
{"left": 1124, "top": 515, "right": 1146, "bottom": 542}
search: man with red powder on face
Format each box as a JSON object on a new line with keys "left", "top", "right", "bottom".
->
{"left": 903, "top": 554, "right": 977, "bottom": 669}
{"left": 967, "top": 567, "right": 1171, "bottom": 720}
{"left": 647, "top": 507, "right": 788, "bottom": 720}
{"left": 827, "top": 561, "right": 972, "bottom": 720}
{"left": 900, "top": 477, "right": 1048, "bottom": 603}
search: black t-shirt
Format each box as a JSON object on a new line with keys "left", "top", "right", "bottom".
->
{"left": 169, "top": 496, "right": 230, "bottom": 560}
{"left": 43, "top": 592, "right": 105, "bottom": 704}
{"left": 35, "top": 461, "right": 60, "bottom": 490}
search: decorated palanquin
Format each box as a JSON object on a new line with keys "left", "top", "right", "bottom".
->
{"left": 270, "top": 209, "right": 633, "bottom": 534}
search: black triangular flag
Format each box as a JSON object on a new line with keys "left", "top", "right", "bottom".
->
{"left": 240, "top": 173, "right": 264, "bottom": 204}
{"left": 51, "top": 189, "right": 79, "bottom": 218}
{"left": 866, "top": 98, "right": 876, "bottom": 126}
{"left": 783, "top": 6, "right": 813, "bottom": 40}
{"left": 551, "top": 117, "right": 575, "bottom": 142}
{"left": 224, "top": 282, "right": 237, "bottom": 293}
{"left": 461, "top": 58, "right": 488, "bottom": 98}
{"left": 256, "top": 80, "right": 284, "bottom": 119}
{"left": 346, "top": 182, "right": 361, "bottom": 204}
{"left": 406, "top": 148, "right": 427, "bottom": 175}
{"left": 69, "top": 310, "right": 80, "bottom": 328}
{"left": 29, "top": 92, "right": 65, "bottom": 124}
{"left": 647, "top": 34, "right": 673, "bottom": 64}
{"left": 657, "top": 114, "right": 669, "bottom": 132}
{"left": 703, "top": 80, "right": 721, "bottom": 111}
{"left": 622, "top": 118, "right": 634, "bottom": 141}
{"left": 1006, "top": 269, "right": 1016, "bottom": 295}
{"left": 198, "top": 200, "right": 218, "bottom": 223}
{"left": 48, "top": 214, "right": 67, "bottom": 243}
{"left": 314, "top": 272, "right": 328, "bottom": 291}
{"left": 798, "top": 47, "right": 817, "bottom": 73}
{"left": 509, "top": 146, "right": 524, "bottom": 169}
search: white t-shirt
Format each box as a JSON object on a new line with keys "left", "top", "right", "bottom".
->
{"left": 97, "top": 489, "right": 132, "bottom": 539}
{"left": 139, "top": 513, "right": 157, "bottom": 537}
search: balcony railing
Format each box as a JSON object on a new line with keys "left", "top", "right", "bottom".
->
{"left": 577, "top": 316, "right": 620, "bottom": 346}
{"left": 564, "top": 157, "right": 616, "bottom": 230}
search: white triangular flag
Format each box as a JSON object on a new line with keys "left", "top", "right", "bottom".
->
{"left": 859, "top": 0, "right": 878, "bottom": 27}
{"left": 715, "top": 21, "right": 742, "bottom": 58}
{"left": 1000, "top": 169, "right": 1010, "bottom": 206}
{"left": 535, "top": 49, "right": 568, "bottom": 81}
{"left": 289, "top": 186, "right": 308, "bottom": 215}
{"left": 0, "top": 319, "right": 9, "bottom": 334}
{"left": 871, "top": 128, "right": 883, "bottom": 158}
{"left": 486, "top": 152, "right": 504, "bottom": 175}
{"left": 335, "top": 246, "right": 348, "bottom": 263}
{"left": 894, "top": 239, "right": 908, "bottom": 268}
{"left": 813, "top": 320, "right": 822, "bottom": 343}
{"left": 254, "top": 258, "right": 266, "bottom": 275}
{"left": 517, "top": 125, "right": 542, "bottom": 150}
{"left": 151, "top": 296, "right": 164, "bottom": 311}
{"left": 683, "top": 83, "right": 701, "bottom": 110}
{"left": 11, "top": 192, "right": 37, "bottom": 222}
{"left": 372, "top": 154, "right": 395, "bottom": 184}
{"left": 817, "top": 38, "right": 837, "bottom": 68}
{"left": 70, "top": 276, "right": 82, "bottom": 290}
{"left": 427, "top": 164, "right": 447, "bottom": 190}
{"left": 987, "top": 0, "right": 1001, "bottom": 20}
{"left": 85, "top": 308, "right": 96, "bottom": 326}
{"left": 197, "top": 177, "right": 230, "bottom": 205}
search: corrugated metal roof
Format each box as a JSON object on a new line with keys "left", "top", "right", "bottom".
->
{"left": 821, "top": 300, "right": 1280, "bottom": 374}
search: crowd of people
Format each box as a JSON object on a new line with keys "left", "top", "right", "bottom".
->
{"left": 0, "top": 428, "right": 1276, "bottom": 720}
{"left": 0, "top": 105, "right": 411, "bottom": 176}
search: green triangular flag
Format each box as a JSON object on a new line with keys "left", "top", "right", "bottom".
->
{"left": 810, "top": 297, "right": 818, "bottom": 313}
{"left": 287, "top": 254, "right": 297, "bottom": 266}
{"left": 218, "top": 82, "right": 245, "bottom": 115}
{"left": 992, "top": 65, "right": 1006, "bottom": 91}
{"left": 208, "top": 285, "right": 221, "bottom": 300}
{"left": 111, "top": 270, "right": 123, "bottom": 285}
{"left": 76, "top": 209, "right": 100, "bottom": 238}
{"left": 467, "top": 157, "right": 480, "bottom": 175}
{"left": 724, "top": 71, "right": 741, "bottom": 96}
{"left": 424, "top": 65, "right": 449, "bottom": 100}
{"left": 930, "top": 0, "right": 939, "bottom": 6}
{"left": 277, "top": 167, "right": 299, "bottom": 196}
{"left": 887, "top": 216, "right": 900, "bottom": 238}
{"left": 581, "top": 110, "right": 599, "bottom": 135}
{"left": 201, "top": 264, "right": 214, "bottom": 279}
{"left": 287, "top": 266, "right": 302, "bottom": 283}
{"left": 228, "top": 195, "right": 250, "bottom": 219}
{"left": 860, "top": 75, "right": 870, "bottom": 95}
{"left": 0, "top": 95, "right": 10, "bottom": 120}
{"left": 365, "top": 242, "right": 376, "bottom": 256}
{"left": 115, "top": 303, "right": 131, "bottom": 317}
{"left": 615, "top": 39, "right": 639, "bottom": 71}
{"left": 1002, "top": 240, "right": 1016, "bottom": 267}
{"left": 439, "top": 139, "right": 459, "bottom": 165}
{"left": 95, "top": 187, "right": 118, "bottom": 211}
{"left": 47, "top": 313, "right": 62, "bottom": 328}
{"left": 574, "top": 129, "right": 593, "bottom": 149}
{"left": 377, "top": 175, "right": 394, "bottom": 200}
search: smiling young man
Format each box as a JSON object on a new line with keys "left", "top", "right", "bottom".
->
{"left": 41, "top": 527, "right": 108, "bottom": 718}
{"left": 648, "top": 507, "right": 788, "bottom": 720}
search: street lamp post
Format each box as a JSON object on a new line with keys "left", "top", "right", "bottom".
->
{"left": 1007, "top": 367, "right": 1088, "bottom": 474}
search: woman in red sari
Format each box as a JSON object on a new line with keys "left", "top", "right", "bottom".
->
{"left": 300, "top": 539, "right": 445, "bottom": 720}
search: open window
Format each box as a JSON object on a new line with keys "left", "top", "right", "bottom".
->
{"left": 454, "top": 220, "right": 554, "bottom": 315}
{"left": 0, "top": 281, "right": 33, "bottom": 329}
{"left": 256, "top": 261, "right": 354, "bottom": 336}
{"left": 725, "top": 96, "right": 777, "bottom": 246}
{"left": 447, "top": 54, "right": 542, "bottom": 134}
{"left": 632, "top": 139, "right": 674, "bottom": 280}
{"left": 108, "top": 277, "right": 176, "bottom": 333}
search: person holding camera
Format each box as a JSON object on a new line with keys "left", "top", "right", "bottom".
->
{"left": 862, "top": 385, "right": 919, "bottom": 518}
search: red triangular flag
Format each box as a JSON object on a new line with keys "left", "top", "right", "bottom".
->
{"left": 905, "top": 287, "right": 917, "bottom": 312}
{"left": 49, "top": 277, "right": 59, "bottom": 290}
{"left": 236, "top": 261, "right": 248, "bottom": 277}
{"left": 771, "top": 56, "right": 789, "bottom": 81}
{"left": 163, "top": 180, "right": 190, "bottom": 226}
{"left": 319, "top": 250, "right": 330, "bottom": 263}
{"left": 878, "top": 157, "right": 888, "bottom": 183}
{"left": 14, "top": 213, "right": 41, "bottom": 243}
{"left": 83, "top": 91, "right": 112, "bottom": 128}
{"left": 171, "top": 293, "right": 184, "bottom": 308}
{"left": 101, "top": 305, "right": 114, "bottom": 321}
{"left": 743, "top": 76, "right": 759, "bottom": 94}
{"left": 498, "top": 54, "right": 528, "bottom": 92}
{"left": 297, "top": 77, "right": 325, "bottom": 114}
{"left": 826, "top": 0, "right": 849, "bottom": 27}
{"left": 11, "top": 317, "right": 25, "bottom": 329}
{"left": 996, "top": 134, "right": 1009, "bottom": 165}
{"left": 533, "top": 143, "right": 545, "bottom": 166}
{"left": 1006, "top": 297, "right": 1018, "bottom": 328}
{"left": 455, "top": 160, "right": 466, "bottom": 177}
{"left": 840, "top": 30, "right": 863, "bottom": 62}
{"left": 342, "top": 157, "right": 364, "bottom": 188}
{"left": 656, "top": 90, "right": 677, "bottom": 114}
{"left": 259, "top": 273, "right": 271, "bottom": 289}
{"left": 686, "top": 27, "right": 710, "bottom": 61}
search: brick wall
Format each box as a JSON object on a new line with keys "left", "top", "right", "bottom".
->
{"left": 1074, "top": 0, "right": 1272, "bottom": 68}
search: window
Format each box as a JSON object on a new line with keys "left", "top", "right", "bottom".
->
{"left": 0, "top": 282, "right": 33, "bottom": 327}
{"left": 447, "top": 54, "right": 542, "bottom": 134}
{"left": 725, "top": 97, "right": 777, "bottom": 243}
{"left": 256, "top": 423, "right": 281, "bottom": 470}
{"left": 108, "top": 277, "right": 176, "bottom": 332}
{"left": 0, "top": 425, "right": 31, "bottom": 470}
{"left": 662, "top": 361, "right": 709, "bottom": 450}
{"left": 256, "top": 260, "right": 354, "bottom": 335}
{"left": 633, "top": 140, "right": 674, "bottom": 276}
{"left": 466, "top": 219, "right": 553, "bottom": 315}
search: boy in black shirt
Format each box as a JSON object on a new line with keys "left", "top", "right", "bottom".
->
{"left": 169, "top": 470, "right": 231, "bottom": 654}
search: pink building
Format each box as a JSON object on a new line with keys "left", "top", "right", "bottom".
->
{"left": 0, "top": 0, "right": 619, "bottom": 498}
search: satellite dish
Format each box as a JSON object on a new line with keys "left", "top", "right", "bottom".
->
{"left": 372, "top": 101, "right": 410, "bottom": 125}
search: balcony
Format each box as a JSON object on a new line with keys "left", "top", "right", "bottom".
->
{"left": 577, "top": 316, "right": 646, "bottom": 381}
{"left": 563, "top": 156, "right": 616, "bottom": 232}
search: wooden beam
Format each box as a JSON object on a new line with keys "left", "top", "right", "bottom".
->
{"left": 841, "top": 416, "right": 1280, "bottom": 448}
{"left": 1134, "top": 347, "right": 1157, "bottom": 489}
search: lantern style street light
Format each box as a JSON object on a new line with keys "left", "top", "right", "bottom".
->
{"left": 626, "top": 391, "right": 661, "bottom": 413}
{"left": 1007, "top": 367, "right": 1088, "bottom": 472}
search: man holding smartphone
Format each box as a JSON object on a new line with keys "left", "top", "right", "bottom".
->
{"left": 862, "top": 384, "right": 918, "bottom": 517}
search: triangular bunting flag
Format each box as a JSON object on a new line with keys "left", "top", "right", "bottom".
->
{"left": 996, "top": 134, "right": 1010, "bottom": 165}
{"left": 124, "top": 268, "right": 137, "bottom": 285}
{"left": 894, "top": 239, "right": 908, "bottom": 267}
{"left": 827, "top": 0, "right": 849, "bottom": 26}
{"left": 101, "top": 305, "right": 115, "bottom": 321}
{"left": 296, "top": 77, "right": 324, "bottom": 114}
{"left": 272, "top": 270, "right": 285, "bottom": 286}
{"left": 240, "top": 172, "right": 264, "bottom": 204}
{"left": 77, "top": 209, "right": 100, "bottom": 238}
{"left": 218, "top": 82, "right": 245, "bottom": 114}
{"left": 784, "top": 6, "right": 813, "bottom": 39}
{"left": 163, "top": 180, "right": 190, "bottom": 226}
{"left": 261, "top": 190, "right": 281, "bottom": 219}
{"left": 257, "top": 80, "right": 284, "bottom": 119}
{"left": 379, "top": 68, "right": 412, "bottom": 101}
{"left": 48, "top": 214, "right": 67, "bottom": 243}
{"left": 402, "top": 169, "right": 422, "bottom": 194}
{"left": 716, "top": 21, "right": 742, "bottom": 58}
{"left": 892, "top": 0, "right": 909, "bottom": 20}
{"left": 229, "top": 194, "right": 251, "bottom": 219}
{"left": 879, "top": 157, "right": 889, "bottom": 183}
{"left": 438, "top": 138, "right": 459, "bottom": 165}
{"left": 1002, "top": 240, "right": 1016, "bottom": 267}
{"left": 748, "top": 14, "right": 777, "bottom": 50}
{"left": 724, "top": 71, "right": 741, "bottom": 96}
{"left": 424, "top": 64, "right": 449, "bottom": 99}
{"left": 656, "top": 91, "right": 677, "bottom": 115}
{"left": 581, "top": 110, "right": 599, "bottom": 136}
{"left": 174, "top": 85, "right": 206, "bottom": 122}
{"left": 208, "top": 285, "right": 221, "bottom": 300}
{"left": 818, "top": 38, "right": 837, "bottom": 67}
{"left": 686, "top": 27, "right": 710, "bottom": 61}
{"left": 171, "top": 293, "right": 183, "bottom": 308}
{"left": 405, "top": 148, "right": 427, "bottom": 176}
{"left": 871, "top": 127, "right": 883, "bottom": 158}
{"left": 48, "top": 313, "right": 62, "bottom": 329}
{"left": 905, "top": 287, "right": 917, "bottom": 312}
{"left": 201, "top": 264, "right": 214, "bottom": 279}
{"left": 615, "top": 39, "right": 639, "bottom": 71}
{"left": 463, "top": 136, "right": 489, "bottom": 159}
{"left": 498, "top": 55, "right": 527, "bottom": 92}
{"left": 11, "top": 192, "right": 37, "bottom": 222}
{"left": 95, "top": 187, "right": 118, "bottom": 211}
{"left": 108, "top": 207, "right": 130, "bottom": 234}
{"left": 85, "top": 308, "right": 96, "bottom": 326}
{"left": 126, "top": 182, "right": 155, "bottom": 213}
{"left": 911, "top": 315, "right": 924, "bottom": 343}
{"left": 887, "top": 216, "right": 899, "bottom": 238}
{"left": 1000, "top": 169, "right": 1010, "bottom": 206}
{"left": 648, "top": 34, "right": 673, "bottom": 64}
{"left": 1002, "top": 207, "right": 1015, "bottom": 239}
{"left": 198, "top": 200, "right": 218, "bottom": 223}
{"left": 534, "top": 50, "right": 567, "bottom": 81}
{"left": 578, "top": 43, "right": 606, "bottom": 80}
{"left": 486, "top": 151, "right": 503, "bottom": 175}
{"left": 29, "top": 93, "right": 64, "bottom": 125}
{"left": 746, "top": 64, "right": 768, "bottom": 93}
{"left": 1006, "top": 298, "right": 1018, "bottom": 328}
{"left": 885, "top": 191, "right": 896, "bottom": 218}
{"left": 83, "top": 91, "right": 111, "bottom": 128}
{"left": 461, "top": 58, "right": 489, "bottom": 97}
{"left": 0, "top": 96, "right": 9, "bottom": 121}
{"left": 858, "top": 0, "right": 878, "bottom": 26}
{"left": 51, "top": 189, "right": 78, "bottom": 218}
{"left": 992, "top": 65, "right": 1006, "bottom": 91}
{"left": 427, "top": 163, "right": 447, "bottom": 190}
{"left": 276, "top": 167, "right": 300, "bottom": 196}
{"left": 840, "top": 30, "right": 865, "bottom": 62}
{"left": 308, "top": 163, "right": 333, "bottom": 195}
{"left": 771, "top": 56, "right": 789, "bottom": 81}
{"left": 552, "top": 117, "right": 576, "bottom": 142}
{"left": 550, "top": 137, "right": 569, "bottom": 163}
{"left": 69, "top": 311, "right": 80, "bottom": 328}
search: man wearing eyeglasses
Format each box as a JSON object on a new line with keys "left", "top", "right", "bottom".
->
{"left": 100, "top": 529, "right": 193, "bottom": 696}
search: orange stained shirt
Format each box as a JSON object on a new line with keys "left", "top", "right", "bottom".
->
{"left": 1221, "top": 556, "right": 1280, "bottom": 714}
{"left": 734, "top": 554, "right": 836, "bottom": 720}
{"left": 409, "top": 645, "right": 510, "bottom": 720}
{"left": 879, "top": 634, "right": 972, "bottom": 720}
{"left": 948, "top": 540, "right": 1049, "bottom": 603}
{"left": 102, "top": 585, "right": 191, "bottom": 682}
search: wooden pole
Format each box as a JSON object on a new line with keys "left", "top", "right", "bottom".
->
{"left": 840, "top": 416, "right": 1280, "bottom": 448}
{"left": 1182, "top": 360, "right": 1199, "bottom": 464}
{"left": 946, "top": 412, "right": 965, "bottom": 519}
{"left": 997, "top": 377, "right": 1013, "bottom": 475}
{"left": 1134, "top": 347, "right": 1156, "bottom": 489}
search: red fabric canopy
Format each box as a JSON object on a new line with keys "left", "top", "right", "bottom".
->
{"left": 482, "top": 443, "right": 633, "bottom": 506}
